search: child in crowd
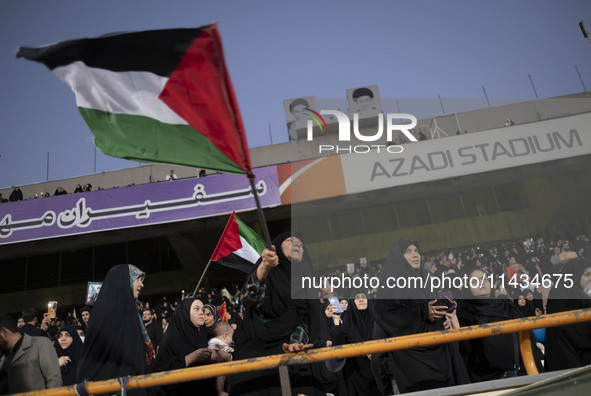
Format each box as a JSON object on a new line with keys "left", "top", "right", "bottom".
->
{"left": 208, "top": 321, "right": 234, "bottom": 355}
{"left": 208, "top": 321, "right": 234, "bottom": 396}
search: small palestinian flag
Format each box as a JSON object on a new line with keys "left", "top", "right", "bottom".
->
{"left": 447, "top": 250, "right": 454, "bottom": 265}
{"left": 217, "top": 303, "right": 228, "bottom": 323}
{"left": 17, "top": 23, "right": 251, "bottom": 174}
{"left": 211, "top": 212, "right": 266, "bottom": 273}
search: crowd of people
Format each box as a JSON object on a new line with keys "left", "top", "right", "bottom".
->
{"left": 1, "top": 232, "right": 590, "bottom": 395}
{"left": 0, "top": 183, "right": 94, "bottom": 202}
{"left": 0, "top": 169, "right": 211, "bottom": 203}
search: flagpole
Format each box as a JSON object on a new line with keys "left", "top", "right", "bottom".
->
{"left": 248, "top": 173, "right": 273, "bottom": 248}
{"left": 191, "top": 259, "right": 212, "bottom": 298}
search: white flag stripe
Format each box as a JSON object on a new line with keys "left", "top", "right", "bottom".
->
{"left": 235, "top": 236, "right": 261, "bottom": 264}
{"left": 54, "top": 61, "right": 188, "bottom": 125}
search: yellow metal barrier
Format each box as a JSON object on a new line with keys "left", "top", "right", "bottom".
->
{"left": 13, "top": 308, "right": 591, "bottom": 396}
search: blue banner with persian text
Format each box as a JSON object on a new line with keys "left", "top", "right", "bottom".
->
{"left": 0, "top": 167, "right": 280, "bottom": 245}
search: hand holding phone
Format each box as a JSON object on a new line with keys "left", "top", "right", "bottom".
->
{"left": 436, "top": 291, "right": 456, "bottom": 313}
{"left": 434, "top": 297, "right": 453, "bottom": 308}
{"left": 47, "top": 301, "right": 57, "bottom": 319}
{"left": 328, "top": 297, "right": 344, "bottom": 314}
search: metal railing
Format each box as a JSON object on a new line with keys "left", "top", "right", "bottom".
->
{"left": 13, "top": 308, "right": 591, "bottom": 396}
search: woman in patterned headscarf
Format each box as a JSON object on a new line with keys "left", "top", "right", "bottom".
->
{"left": 203, "top": 303, "right": 221, "bottom": 332}
{"left": 76, "top": 264, "right": 154, "bottom": 396}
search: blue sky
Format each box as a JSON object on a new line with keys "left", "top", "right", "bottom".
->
{"left": 1, "top": 0, "right": 590, "bottom": 188}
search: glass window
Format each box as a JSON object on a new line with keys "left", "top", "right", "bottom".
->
{"left": 429, "top": 195, "right": 465, "bottom": 223}
{"left": 461, "top": 188, "right": 498, "bottom": 217}
{"left": 494, "top": 182, "right": 523, "bottom": 211}
{"left": 363, "top": 204, "right": 397, "bottom": 233}
{"left": 397, "top": 200, "right": 431, "bottom": 227}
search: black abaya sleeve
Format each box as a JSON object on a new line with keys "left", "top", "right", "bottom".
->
{"left": 374, "top": 299, "right": 431, "bottom": 336}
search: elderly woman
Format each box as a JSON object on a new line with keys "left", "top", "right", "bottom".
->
{"left": 230, "top": 232, "right": 324, "bottom": 396}
{"left": 76, "top": 265, "right": 154, "bottom": 396}
{"left": 374, "top": 239, "right": 469, "bottom": 393}
{"left": 545, "top": 258, "right": 591, "bottom": 371}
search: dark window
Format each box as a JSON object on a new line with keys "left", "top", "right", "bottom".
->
{"left": 363, "top": 204, "right": 397, "bottom": 233}
{"left": 495, "top": 183, "right": 523, "bottom": 211}
{"left": 429, "top": 195, "right": 465, "bottom": 223}
{"left": 330, "top": 210, "right": 364, "bottom": 239}
{"left": 397, "top": 200, "right": 431, "bottom": 227}
{"left": 94, "top": 243, "right": 126, "bottom": 278}
{"left": 61, "top": 248, "right": 93, "bottom": 285}
{"left": 27, "top": 253, "right": 59, "bottom": 288}
{"left": 0, "top": 257, "right": 26, "bottom": 293}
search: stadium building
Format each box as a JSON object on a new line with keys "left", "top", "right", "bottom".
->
{"left": 1, "top": 91, "right": 590, "bottom": 315}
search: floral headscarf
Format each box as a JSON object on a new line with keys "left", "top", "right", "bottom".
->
{"left": 129, "top": 265, "right": 155, "bottom": 366}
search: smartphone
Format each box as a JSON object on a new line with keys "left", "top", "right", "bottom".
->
{"left": 435, "top": 291, "right": 456, "bottom": 312}
{"left": 48, "top": 301, "right": 58, "bottom": 319}
{"left": 328, "top": 297, "right": 344, "bottom": 314}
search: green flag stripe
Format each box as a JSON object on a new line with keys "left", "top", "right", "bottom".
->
{"left": 79, "top": 107, "right": 245, "bottom": 174}
{"left": 236, "top": 216, "right": 266, "bottom": 255}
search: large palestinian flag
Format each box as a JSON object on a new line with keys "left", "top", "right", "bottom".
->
{"left": 211, "top": 212, "right": 266, "bottom": 272}
{"left": 16, "top": 23, "right": 251, "bottom": 174}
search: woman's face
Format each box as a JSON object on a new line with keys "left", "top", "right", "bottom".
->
{"left": 354, "top": 293, "right": 368, "bottom": 311}
{"left": 518, "top": 295, "right": 526, "bottom": 306}
{"left": 190, "top": 300, "right": 205, "bottom": 328}
{"left": 469, "top": 269, "right": 491, "bottom": 298}
{"left": 339, "top": 299, "right": 348, "bottom": 311}
{"left": 204, "top": 306, "right": 215, "bottom": 328}
{"left": 580, "top": 267, "right": 591, "bottom": 290}
{"left": 132, "top": 277, "right": 144, "bottom": 299}
{"left": 403, "top": 244, "right": 421, "bottom": 269}
{"left": 324, "top": 304, "right": 333, "bottom": 318}
{"left": 281, "top": 237, "right": 304, "bottom": 263}
{"left": 58, "top": 330, "right": 73, "bottom": 350}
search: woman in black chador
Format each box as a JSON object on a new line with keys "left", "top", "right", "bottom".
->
{"left": 54, "top": 325, "right": 83, "bottom": 386}
{"left": 76, "top": 265, "right": 155, "bottom": 396}
{"left": 230, "top": 232, "right": 324, "bottom": 396}
{"left": 153, "top": 298, "right": 230, "bottom": 395}
{"left": 457, "top": 267, "right": 543, "bottom": 381}
{"left": 330, "top": 290, "right": 379, "bottom": 396}
{"left": 374, "top": 239, "right": 469, "bottom": 393}
{"left": 9, "top": 186, "right": 23, "bottom": 201}
{"left": 545, "top": 257, "right": 591, "bottom": 371}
